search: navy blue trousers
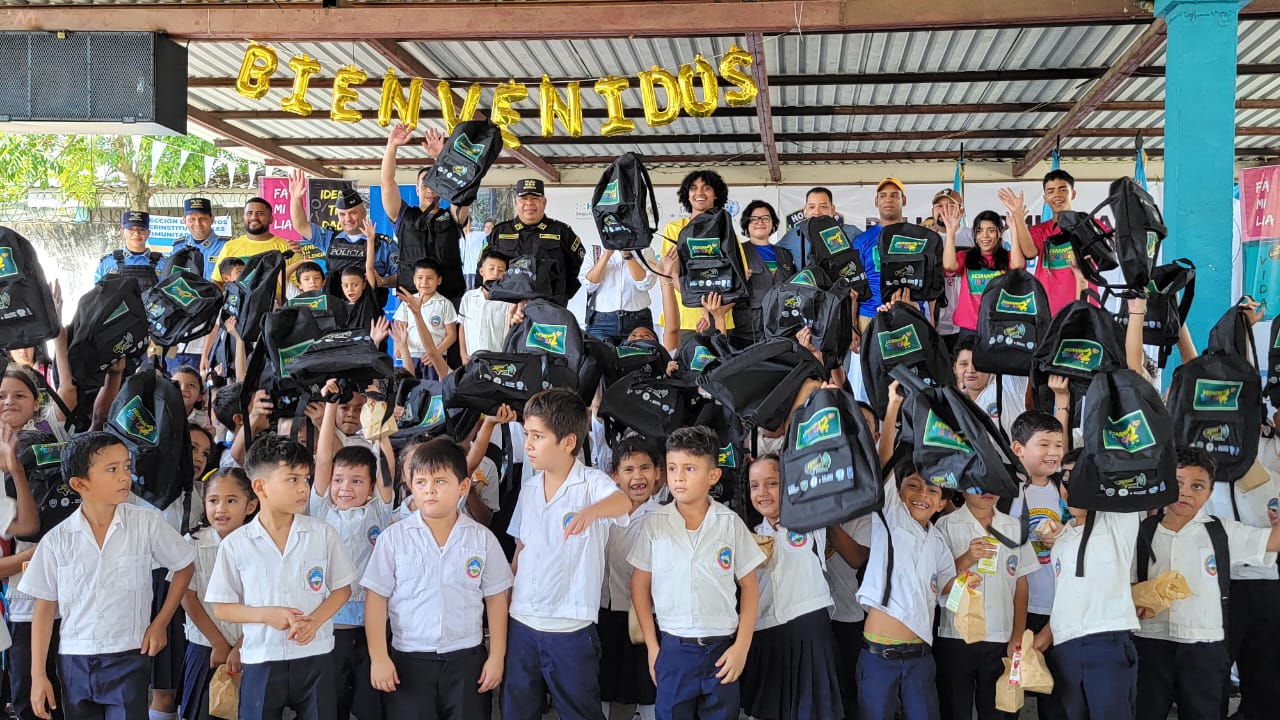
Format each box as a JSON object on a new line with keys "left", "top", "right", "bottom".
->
{"left": 58, "top": 651, "right": 150, "bottom": 720}
{"left": 1135, "top": 636, "right": 1229, "bottom": 720}
{"left": 501, "top": 620, "right": 605, "bottom": 720}
{"left": 237, "top": 654, "right": 335, "bottom": 720}
{"left": 385, "top": 646, "right": 489, "bottom": 720}
{"left": 1053, "top": 631, "right": 1137, "bottom": 720}
{"left": 856, "top": 643, "right": 940, "bottom": 720}
{"left": 934, "top": 637, "right": 1014, "bottom": 720}
{"left": 9, "top": 620, "right": 63, "bottom": 720}
{"left": 654, "top": 633, "right": 739, "bottom": 720}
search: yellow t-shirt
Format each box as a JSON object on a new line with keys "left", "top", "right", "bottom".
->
{"left": 211, "top": 235, "right": 293, "bottom": 282}
{"left": 659, "top": 217, "right": 748, "bottom": 331}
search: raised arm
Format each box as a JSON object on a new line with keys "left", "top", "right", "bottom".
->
{"left": 940, "top": 203, "right": 962, "bottom": 273}
{"left": 999, "top": 188, "right": 1029, "bottom": 271}
{"left": 1125, "top": 295, "right": 1148, "bottom": 377}
{"left": 288, "top": 170, "right": 313, "bottom": 241}
{"left": 1003, "top": 186, "right": 1038, "bottom": 260}
{"left": 381, "top": 125, "right": 410, "bottom": 222}
{"left": 656, "top": 250, "right": 681, "bottom": 352}
{"left": 314, "top": 379, "right": 342, "bottom": 499}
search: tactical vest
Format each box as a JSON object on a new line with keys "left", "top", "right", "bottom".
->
{"left": 397, "top": 205, "right": 464, "bottom": 301}
{"left": 111, "top": 249, "right": 162, "bottom": 292}
{"left": 489, "top": 217, "right": 580, "bottom": 306}
{"left": 732, "top": 242, "right": 795, "bottom": 343}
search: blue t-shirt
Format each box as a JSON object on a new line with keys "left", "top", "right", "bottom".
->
{"left": 853, "top": 226, "right": 883, "bottom": 317}
{"left": 171, "top": 233, "right": 230, "bottom": 280}
{"left": 754, "top": 243, "right": 778, "bottom": 272}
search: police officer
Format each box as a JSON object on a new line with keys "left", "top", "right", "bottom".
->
{"left": 171, "top": 197, "right": 229, "bottom": 281}
{"left": 95, "top": 210, "right": 162, "bottom": 291}
{"left": 288, "top": 169, "right": 398, "bottom": 303}
{"left": 487, "top": 179, "right": 585, "bottom": 307}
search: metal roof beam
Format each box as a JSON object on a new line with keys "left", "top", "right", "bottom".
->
{"left": 746, "top": 33, "right": 781, "bottom": 183}
{"left": 187, "top": 107, "right": 339, "bottom": 178}
{"left": 1013, "top": 19, "right": 1168, "bottom": 177}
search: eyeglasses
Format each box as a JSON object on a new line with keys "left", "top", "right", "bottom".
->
{"left": 747, "top": 215, "right": 773, "bottom": 224}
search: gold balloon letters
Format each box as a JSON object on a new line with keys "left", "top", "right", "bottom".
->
{"left": 233, "top": 43, "right": 758, "bottom": 143}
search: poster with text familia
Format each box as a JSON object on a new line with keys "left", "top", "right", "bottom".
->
{"left": 258, "top": 177, "right": 357, "bottom": 242}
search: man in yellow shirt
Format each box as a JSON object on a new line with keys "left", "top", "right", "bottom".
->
{"left": 211, "top": 197, "right": 300, "bottom": 282}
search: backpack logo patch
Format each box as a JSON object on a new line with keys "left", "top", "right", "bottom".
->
{"left": 966, "top": 267, "right": 1001, "bottom": 295}
{"left": 0, "top": 246, "right": 16, "bottom": 280}
{"left": 31, "top": 443, "right": 63, "bottom": 466}
{"left": 161, "top": 277, "right": 200, "bottom": 308}
{"left": 105, "top": 301, "right": 131, "bottom": 325}
{"left": 1200, "top": 424, "right": 1231, "bottom": 443}
{"left": 796, "top": 407, "right": 841, "bottom": 450}
{"left": 113, "top": 396, "right": 158, "bottom": 444}
{"left": 616, "top": 345, "right": 650, "bottom": 358}
{"left": 1052, "top": 339, "right": 1103, "bottom": 372}
{"left": 597, "top": 179, "right": 620, "bottom": 207}
{"left": 790, "top": 269, "right": 817, "bottom": 287}
{"left": 526, "top": 323, "right": 567, "bottom": 355}
{"left": 685, "top": 237, "right": 722, "bottom": 258}
{"left": 112, "top": 332, "right": 136, "bottom": 355}
{"left": 288, "top": 295, "right": 329, "bottom": 312}
{"left": 1146, "top": 231, "right": 1159, "bottom": 259}
{"left": 689, "top": 345, "right": 716, "bottom": 372}
{"left": 887, "top": 235, "right": 926, "bottom": 255}
{"left": 876, "top": 326, "right": 922, "bottom": 360}
{"left": 995, "top": 290, "right": 1037, "bottom": 315}
{"left": 922, "top": 410, "right": 972, "bottom": 452}
{"left": 277, "top": 339, "right": 315, "bottom": 378}
{"left": 420, "top": 395, "right": 445, "bottom": 428}
{"left": 453, "top": 134, "right": 484, "bottom": 163}
{"left": 0, "top": 293, "right": 9, "bottom": 310}
{"left": 1192, "top": 379, "right": 1242, "bottom": 411}
{"left": 718, "top": 444, "right": 738, "bottom": 469}
{"left": 1102, "top": 410, "right": 1156, "bottom": 453}
{"left": 819, "top": 225, "right": 850, "bottom": 254}
{"left": 802, "top": 451, "right": 832, "bottom": 477}
{"left": 488, "top": 363, "right": 518, "bottom": 378}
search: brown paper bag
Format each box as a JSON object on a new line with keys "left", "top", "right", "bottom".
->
{"left": 955, "top": 585, "right": 987, "bottom": 644}
{"left": 1018, "top": 629, "right": 1055, "bottom": 694}
{"left": 209, "top": 665, "right": 240, "bottom": 719}
{"left": 995, "top": 657, "right": 1025, "bottom": 713}
{"left": 753, "top": 534, "right": 775, "bottom": 561}
{"left": 360, "top": 399, "right": 399, "bottom": 441}
{"left": 1132, "top": 570, "right": 1193, "bottom": 616}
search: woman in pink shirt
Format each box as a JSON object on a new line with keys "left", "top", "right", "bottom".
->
{"left": 941, "top": 195, "right": 1027, "bottom": 334}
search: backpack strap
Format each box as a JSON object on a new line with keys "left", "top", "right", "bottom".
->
{"left": 875, "top": 508, "right": 895, "bottom": 607}
{"left": 1074, "top": 510, "right": 1096, "bottom": 577}
{"left": 1135, "top": 513, "right": 1162, "bottom": 583}
{"left": 1205, "top": 515, "right": 1232, "bottom": 628}
{"left": 112, "top": 249, "right": 126, "bottom": 270}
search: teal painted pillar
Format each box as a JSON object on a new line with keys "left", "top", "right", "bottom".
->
{"left": 1155, "top": 0, "right": 1245, "bottom": 355}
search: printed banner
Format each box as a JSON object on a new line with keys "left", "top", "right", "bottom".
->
{"left": 1241, "top": 165, "right": 1280, "bottom": 243}
{"left": 145, "top": 215, "right": 233, "bottom": 251}
{"left": 258, "top": 176, "right": 301, "bottom": 242}
{"left": 308, "top": 178, "right": 358, "bottom": 233}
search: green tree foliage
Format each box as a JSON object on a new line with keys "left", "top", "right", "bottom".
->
{"left": 0, "top": 134, "right": 244, "bottom": 212}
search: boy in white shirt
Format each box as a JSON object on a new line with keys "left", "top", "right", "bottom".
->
{"left": 501, "top": 389, "right": 632, "bottom": 720}
{"left": 21, "top": 432, "right": 195, "bottom": 720}
{"left": 629, "top": 426, "right": 764, "bottom": 720}
{"left": 393, "top": 259, "right": 458, "bottom": 378}
{"left": 1134, "top": 447, "right": 1280, "bottom": 720}
{"left": 458, "top": 250, "right": 512, "bottom": 364}
{"left": 206, "top": 435, "right": 356, "bottom": 720}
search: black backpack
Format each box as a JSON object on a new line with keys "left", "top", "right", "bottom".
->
{"left": 243, "top": 307, "right": 325, "bottom": 423}
{"left": 592, "top": 152, "right": 659, "bottom": 252}
{"left": 1116, "top": 259, "right": 1195, "bottom": 368}
{"left": 67, "top": 276, "right": 149, "bottom": 394}
{"left": 695, "top": 403, "right": 747, "bottom": 515}
{"left": 424, "top": 120, "right": 504, "bottom": 206}
{"left": 1136, "top": 512, "right": 1230, "bottom": 629}
{"left": 1054, "top": 211, "right": 1118, "bottom": 288}
{"left": 106, "top": 363, "right": 194, "bottom": 514}
{"left": 486, "top": 254, "right": 555, "bottom": 303}
{"left": 877, "top": 223, "right": 945, "bottom": 302}
{"left": 797, "top": 217, "right": 871, "bottom": 297}
{"left": 698, "top": 337, "right": 826, "bottom": 441}
{"left": 503, "top": 298, "right": 595, "bottom": 401}
{"left": 227, "top": 250, "right": 288, "bottom": 346}
{"left": 1030, "top": 291, "right": 1126, "bottom": 409}
{"left": 288, "top": 328, "right": 396, "bottom": 395}
{"left": 143, "top": 270, "right": 224, "bottom": 348}
{"left": 1207, "top": 301, "right": 1260, "bottom": 370}
{"left": 677, "top": 208, "right": 749, "bottom": 308}
{"left": 779, "top": 387, "right": 884, "bottom": 534}
{"left": 1167, "top": 353, "right": 1261, "bottom": 484}
{"left": 762, "top": 267, "right": 852, "bottom": 372}
{"left": 1106, "top": 177, "right": 1166, "bottom": 289}
{"left": 448, "top": 351, "right": 570, "bottom": 417}
{"left": 599, "top": 372, "right": 695, "bottom": 443}
{"left": 389, "top": 379, "right": 448, "bottom": 452}
{"left": 674, "top": 331, "right": 732, "bottom": 380}
{"left": 601, "top": 339, "right": 672, "bottom": 386}
{"left": 0, "top": 227, "right": 60, "bottom": 350}
{"left": 973, "top": 269, "right": 1051, "bottom": 377}
{"left": 286, "top": 290, "right": 348, "bottom": 333}
{"left": 162, "top": 245, "right": 206, "bottom": 279}
{"left": 861, "top": 301, "right": 954, "bottom": 420}
{"left": 12, "top": 430, "right": 76, "bottom": 542}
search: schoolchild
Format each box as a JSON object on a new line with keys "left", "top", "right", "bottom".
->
{"left": 598, "top": 436, "right": 661, "bottom": 720}
{"left": 205, "top": 435, "right": 356, "bottom": 720}
{"left": 741, "top": 454, "right": 841, "bottom": 720}
{"left": 361, "top": 439, "right": 512, "bottom": 720}
{"left": 629, "top": 426, "right": 765, "bottom": 720}
{"left": 501, "top": 388, "right": 631, "bottom": 720}
{"left": 457, "top": 250, "right": 512, "bottom": 364}
{"left": 310, "top": 382, "right": 395, "bottom": 720}
{"left": 178, "top": 468, "right": 258, "bottom": 720}
{"left": 1134, "top": 448, "right": 1280, "bottom": 720}
{"left": 21, "top": 432, "right": 196, "bottom": 720}
{"left": 935, "top": 488, "right": 1037, "bottom": 720}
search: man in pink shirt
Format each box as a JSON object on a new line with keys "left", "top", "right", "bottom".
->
{"left": 1012, "top": 169, "right": 1089, "bottom": 316}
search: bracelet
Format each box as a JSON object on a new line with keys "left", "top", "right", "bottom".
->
{"left": 1129, "top": 311, "right": 1145, "bottom": 316}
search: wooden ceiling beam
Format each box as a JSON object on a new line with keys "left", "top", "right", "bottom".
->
{"left": 746, "top": 33, "right": 781, "bottom": 183}
{"left": 187, "top": 107, "right": 339, "bottom": 178}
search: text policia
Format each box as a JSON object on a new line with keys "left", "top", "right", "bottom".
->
{"left": 234, "top": 42, "right": 759, "bottom": 149}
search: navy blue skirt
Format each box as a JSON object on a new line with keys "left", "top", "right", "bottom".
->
{"left": 180, "top": 642, "right": 219, "bottom": 720}
{"left": 598, "top": 608, "right": 656, "bottom": 705}
{"left": 741, "top": 609, "right": 845, "bottom": 720}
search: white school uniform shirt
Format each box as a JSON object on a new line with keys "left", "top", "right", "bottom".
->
{"left": 1047, "top": 511, "right": 1142, "bottom": 645}
{"left": 508, "top": 460, "right": 628, "bottom": 631}
{"left": 182, "top": 527, "right": 242, "bottom": 648}
{"left": 204, "top": 513, "right": 357, "bottom": 664}
{"left": 602, "top": 498, "right": 660, "bottom": 612}
{"left": 1205, "top": 467, "right": 1280, "bottom": 581}
{"left": 973, "top": 376, "right": 1029, "bottom": 441}
{"left": 577, "top": 249, "right": 657, "bottom": 313}
{"left": 628, "top": 500, "right": 766, "bottom": 638}
{"left": 0, "top": 496, "right": 18, "bottom": 649}
{"left": 1133, "top": 512, "right": 1272, "bottom": 644}
{"left": 753, "top": 521, "right": 833, "bottom": 630}
{"left": 393, "top": 291, "right": 457, "bottom": 358}
{"left": 307, "top": 490, "right": 392, "bottom": 626}
{"left": 18, "top": 502, "right": 195, "bottom": 655}
{"left": 826, "top": 516, "right": 869, "bottom": 624}
{"left": 854, "top": 479, "right": 956, "bottom": 645}
{"left": 936, "top": 505, "right": 1037, "bottom": 643}
{"left": 390, "top": 457, "right": 501, "bottom": 525}
{"left": 360, "top": 511, "right": 513, "bottom": 653}
{"left": 1010, "top": 482, "right": 1069, "bottom": 615}
{"left": 457, "top": 288, "right": 511, "bottom": 357}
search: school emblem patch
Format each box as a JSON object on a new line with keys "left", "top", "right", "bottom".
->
{"left": 526, "top": 323, "right": 567, "bottom": 355}
{"left": 786, "top": 531, "right": 806, "bottom": 548}
{"left": 717, "top": 546, "right": 733, "bottom": 570}
{"left": 1102, "top": 410, "right": 1156, "bottom": 453}
{"left": 1192, "top": 379, "right": 1242, "bottom": 411}
{"left": 1006, "top": 555, "right": 1019, "bottom": 577}
{"left": 718, "top": 444, "right": 738, "bottom": 469}
{"left": 995, "top": 290, "right": 1037, "bottom": 315}
{"left": 562, "top": 512, "right": 577, "bottom": 528}
{"left": 466, "top": 555, "right": 484, "bottom": 579}
{"left": 795, "top": 407, "right": 841, "bottom": 451}
{"left": 367, "top": 526, "right": 381, "bottom": 545}
{"left": 113, "top": 396, "right": 158, "bottom": 444}
{"left": 876, "top": 325, "right": 922, "bottom": 360}
{"left": 307, "top": 566, "right": 325, "bottom": 591}
{"left": 1204, "top": 554, "right": 1218, "bottom": 577}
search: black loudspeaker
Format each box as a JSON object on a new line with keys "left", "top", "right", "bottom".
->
{"left": 0, "top": 31, "right": 187, "bottom": 135}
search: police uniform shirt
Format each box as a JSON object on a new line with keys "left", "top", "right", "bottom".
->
{"left": 487, "top": 217, "right": 584, "bottom": 303}
{"left": 826, "top": 516, "right": 870, "bottom": 624}
{"left": 753, "top": 521, "right": 833, "bottom": 631}
{"left": 183, "top": 526, "right": 243, "bottom": 648}
{"left": 1048, "top": 511, "right": 1142, "bottom": 645}
{"left": 205, "top": 513, "right": 357, "bottom": 664}
{"left": 360, "top": 511, "right": 513, "bottom": 654}
{"left": 854, "top": 479, "right": 957, "bottom": 645}
{"left": 94, "top": 247, "right": 160, "bottom": 283}
{"left": 307, "top": 490, "right": 392, "bottom": 626}
{"left": 1133, "top": 511, "right": 1272, "bottom": 644}
{"left": 172, "top": 233, "right": 231, "bottom": 280}
{"left": 936, "top": 505, "right": 1038, "bottom": 643}
{"left": 577, "top": 248, "right": 657, "bottom": 314}
{"left": 307, "top": 222, "right": 397, "bottom": 278}
{"left": 628, "top": 500, "right": 766, "bottom": 638}
{"left": 18, "top": 502, "right": 196, "bottom": 655}
{"left": 602, "top": 497, "right": 660, "bottom": 612}
{"left": 1205, "top": 466, "right": 1280, "bottom": 581}
{"left": 508, "top": 460, "right": 627, "bottom": 631}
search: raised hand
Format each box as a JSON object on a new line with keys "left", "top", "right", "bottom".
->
{"left": 387, "top": 124, "right": 413, "bottom": 149}
{"left": 288, "top": 169, "right": 307, "bottom": 200}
